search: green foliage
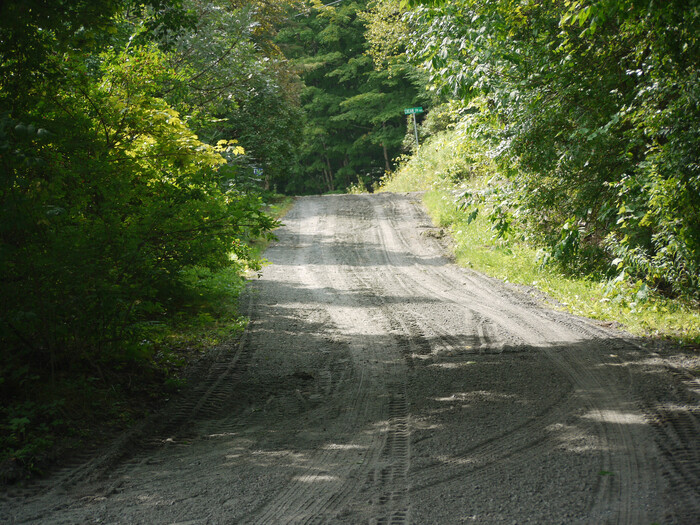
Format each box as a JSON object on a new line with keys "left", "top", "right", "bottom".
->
{"left": 276, "top": 0, "right": 424, "bottom": 194}
{"left": 2, "top": 41, "right": 270, "bottom": 357}
{"left": 154, "top": 0, "right": 305, "bottom": 195}
{"left": 374, "top": 0, "right": 700, "bottom": 299}
{"left": 360, "top": 0, "right": 411, "bottom": 68}
{"left": 380, "top": 115, "right": 499, "bottom": 192}
{"left": 1, "top": 0, "right": 295, "bottom": 477}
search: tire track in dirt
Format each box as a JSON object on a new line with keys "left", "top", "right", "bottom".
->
{"left": 311, "top": 194, "right": 667, "bottom": 523}
{"left": 331, "top": 195, "right": 581, "bottom": 522}
{"left": 357, "top": 195, "right": 580, "bottom": 511}
{"left": 364, "top": 193, "right": 672, "bottom": 523}
{"left": 2, "top": 193, "right": 698, "bottom": 525}
{"left": 335, "top": 200, "right": 413, "bottom": 524}
{"left": 243, "top": 196, "right": 412, "bottom": 524}
{"left": 1, "top": 322, "right": 257, "bottom": 522}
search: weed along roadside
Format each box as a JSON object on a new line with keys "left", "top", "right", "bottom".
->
{"left": 379, "top": 127, "right": 700, "bottom": 348}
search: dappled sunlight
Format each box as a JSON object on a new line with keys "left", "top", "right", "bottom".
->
{"left": 428, "top": 360, "right": 477, "bottom": 369}
{"left": 433, "top": 391, "right": 517, "bottom": 404}
{"left": 269, "top": 234, "right": 447, "bottom": 269}
{"left": 657, "top": 401, "right": 700, "bottom": 413}
{"left": 432, "top": 454, "right": 480, "bottom": 467}
{"left": 582, "top": 409, "right": 647, "bottom": 426}
{"left": 206, "top": 431, "right": 239, "bottom": 439}
{"left": 600, "top": 356, "right": 677, "bottom": 369}
{"left": 293, "top": 474, "right": 341, "bottom": 483}
{"left": 322, "top": 443, "right": 368, "bottom": 451}
{"left": 223, "top": 449, "right": 309, "bottom": 469}
{"left": 409, "top": 418, "right": 444, "bottom": 432}
{"left": 267, "top": 286, "right": 444, "bottom": 308}
{"left": 228, "top": 194, "right": 700, "bottom": 525}
{"left": 366, "top": 419, "right": 392, "bottom": 435}
{"left": 546, "top": 422, "right": 606, "bottom": 454}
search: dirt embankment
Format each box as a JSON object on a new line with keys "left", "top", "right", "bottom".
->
{"left": 2, "top": 193, "right": 699, "bottom": 524}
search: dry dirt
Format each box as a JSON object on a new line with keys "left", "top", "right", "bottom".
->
{"left": 2, "top": 192, "right": 700, "bottom": 524}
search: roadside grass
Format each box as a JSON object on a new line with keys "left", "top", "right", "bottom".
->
{"left": 381, "top": 132, "right": 474, "bottom": 193}
{"left": 380, "top": 130, "right": 700, "bottom": 347}
{"left": 267, "top": 194, "right": 296, "bottom": 219}
{"left": 347, "top": 179, "right": 368, "bottom": 194}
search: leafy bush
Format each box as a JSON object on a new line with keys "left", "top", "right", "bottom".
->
{"left": 0, "top": 0, "right": 283, "bottom": 477}
{"left": 380, "top": 0, "right": 700, "bottom": 300}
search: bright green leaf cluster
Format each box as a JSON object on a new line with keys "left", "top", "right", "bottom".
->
{"left": 369, "top": 0, "right": 700, "bottom": 299}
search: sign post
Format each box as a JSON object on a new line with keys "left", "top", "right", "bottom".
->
{"left": 404, "top": 107, "right": 424, "bottom": 151}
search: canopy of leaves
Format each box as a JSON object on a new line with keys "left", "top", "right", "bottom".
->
{"left": 367, "top": 0, "right": 700, "bottom": 299}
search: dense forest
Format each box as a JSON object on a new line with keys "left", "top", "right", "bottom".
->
{"left": 275, "top": 0, "right": 423, "bottom": 193}
{"left": 2, "top": 0, "right": 699, "bottom": 479}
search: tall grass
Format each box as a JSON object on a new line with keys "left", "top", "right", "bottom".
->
{"left": 379, "top": 130, "right": 700, "bottom": 345}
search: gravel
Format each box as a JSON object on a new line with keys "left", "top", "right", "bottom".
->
{"left": 2, "top": 192, "right": 699, "bottom": 524}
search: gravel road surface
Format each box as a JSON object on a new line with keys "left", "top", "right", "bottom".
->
{"left": 2, "top": 192, "right": 699, "bottom": 524}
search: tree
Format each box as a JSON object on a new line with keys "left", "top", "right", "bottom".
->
{"left": 1, "top": 0, "right": 286, "bottom": 472}
{"left": 156, "top": 0, "right": 305, "bottom": 193}
{"left": 370, "top": 0, "right": 700, "bottom": 297}
{"left": 277, "top": 0, "right": 422, "bottom": 193}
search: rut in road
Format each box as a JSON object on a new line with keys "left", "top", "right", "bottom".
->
{"left": 1, "top": 193, "right": 699, "bottom": 524}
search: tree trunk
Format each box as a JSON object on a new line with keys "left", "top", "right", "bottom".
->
{"left": 321, "top": 140, "right": 335, "bottom": 192}
{"left": 323, "top": 157, "right": 334, "bottom": 192}
{"left": 382, "top": 123, "right": 391, "bottom": 173}
{"left": 382, "top": 142, "right": 390, "bottom": 173}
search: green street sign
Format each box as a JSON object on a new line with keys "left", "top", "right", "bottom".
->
{"left": 404, "top": 106, "right": 424, "bottom": 115}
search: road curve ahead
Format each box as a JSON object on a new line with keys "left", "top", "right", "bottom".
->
{"left": 3, "top": 193, "right": 699, "bottom": 524}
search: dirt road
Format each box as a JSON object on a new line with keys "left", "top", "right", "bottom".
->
{"left": 3, "top": 193, "right": 699, "bottom": 524}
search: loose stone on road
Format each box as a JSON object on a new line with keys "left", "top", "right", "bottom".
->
{"left": 2, "top": 193, "right": 699, "bottom": 524}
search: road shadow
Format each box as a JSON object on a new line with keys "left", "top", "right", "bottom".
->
{"left": 265, "top": 232, "right": 448, "bottom": 268}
